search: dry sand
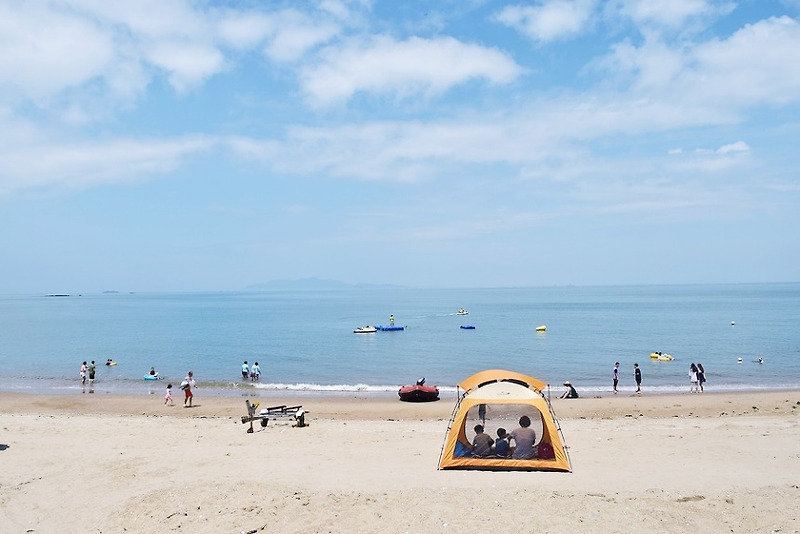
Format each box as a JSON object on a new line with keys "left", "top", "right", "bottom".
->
{"left": 1, "top": 390, "right": 799, "bottom": 534}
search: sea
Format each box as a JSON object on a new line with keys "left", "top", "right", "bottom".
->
{"left": 0, "top": 284, "right": 797, "bottom": 399}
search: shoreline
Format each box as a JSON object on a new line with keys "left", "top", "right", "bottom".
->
{"left": 0, "top": 376, "right": 795, "bottom": 399}
{"left": 2, "top": 388, "right": 798, "bottom": 419}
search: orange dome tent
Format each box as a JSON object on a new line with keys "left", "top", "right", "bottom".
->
{"left": 437, "top": 369, "right": 572, "bottom": 472}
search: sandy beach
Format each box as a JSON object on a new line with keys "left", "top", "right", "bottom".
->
{"left": 1, "top": 390, "right": 798, "bottom": 534}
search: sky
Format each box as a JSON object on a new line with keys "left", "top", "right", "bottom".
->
{"left": 1, "top": 0, "right": 799, "bottom": 293}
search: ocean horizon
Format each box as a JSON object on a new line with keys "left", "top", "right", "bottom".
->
{"left": 0, "top": 283, "right": 797, "bottom": 398}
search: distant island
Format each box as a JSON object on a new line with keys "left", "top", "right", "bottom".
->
{"left": 245, "top": 278, "right": 403, "bottom": 292}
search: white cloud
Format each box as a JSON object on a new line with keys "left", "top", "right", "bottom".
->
{"left": 144, "top": 41, "right": 225, "bottom": 93}
{"left": 684, "top": 16, "right": 800, "bottom": 105}
{"left": 658, "top": 140, "right": 753, "bottom": 174}
{"left": 263, "top": 11, "right": 340, "bottom": 62}
{"left": 0, "top": 0, "right": 226, "bottom": 103}
{"left": 0, "top": 132, "right": 214, "bottom": 196}
{"left": 593, "top": 16, "right": 800, "bottom": 110}
{"left": 317, "top": 0, "right": 364, "bottom": 21}
{"left": 495, "top": 0, "right": 597, "bottom": 43}
{"left": 66, "top": 0, "right": 210, "bottom": 39}
{"left": 598, "top": 38, "right": 686, "bottom": 92}
{"left": 0, "top": 0, "right": 351, "bottom": 115}
{"left": 216, "top": 8, "right": 340, "bottom": 63}
{"left": 0, "top": 2, "right": 114, "bottom": 101}
{"left": 615, "top": 0, "right": 734, "bottom": 30}
{"left": 216, "top": 12, "right": 276, "bottom": 50}
{"left": 717, "top": 141, "right": 750, "bottom": 154}
{"left": 0, "top": 0, "right": 793, "bottom": 213}
{"left": 71, "top": 0, "right": 225, "bottom": 93}
{"left": 300, "top": 35, "right": 522, "bottom": 106}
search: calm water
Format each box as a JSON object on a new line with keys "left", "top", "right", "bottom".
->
{"left": 0, "top": 284, "right": 797, "bottom": 397}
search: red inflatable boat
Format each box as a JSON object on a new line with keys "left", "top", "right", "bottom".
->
{"left": 398, "top": 378, "right": 439, "bottom": 402}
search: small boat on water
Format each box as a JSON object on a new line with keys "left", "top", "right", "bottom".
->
{"left": 460, "top": 325, "right": 476, "bottom": 329}
{"left": 456, "top": 308, "right": 469, "bottom": 315}
{"left": 650, "top": 352, "right": 674, "bottom": 361}
{"left": 377, "top": 325, "right": 405, "bottom": 331}
{"left": 353, "top": 325, "right": 377, "bottom": 333}
{"left": 143, "top": 374, "right": 161, "bottom": 381}
{"left": 398, "top": 378, "right": 439, "bottom": 402}
{"left": 535, "top": 325, "right": 547, "bottom": 332}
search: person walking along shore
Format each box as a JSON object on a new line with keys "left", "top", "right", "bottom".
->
{"left": 182, "top": 371, "right": 196, "bottom": 407}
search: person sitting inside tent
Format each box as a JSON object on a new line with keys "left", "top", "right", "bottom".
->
{"left": 509, "top": 415, "right": 537, "bottom": 459}
{"left": 560, "top": 381, "right": 579, "bottom": 399}
{"left": 494, "top": 428, "right": 510, "bottom": 458}
{"left": 471, "top": 424, "right": 494, "bottom": 457}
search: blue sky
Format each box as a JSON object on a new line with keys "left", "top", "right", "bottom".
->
{"left": 1, "top": 0, "right": 799, "bottom": 293}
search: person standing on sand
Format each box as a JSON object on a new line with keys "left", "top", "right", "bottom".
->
{"left": 182, "top": 371, "right": 196, "bottom": 407}
{"left": 613, "top": 362, "right": 620, "bottom": 394}
{"left": 689, "top": 363, "right": 699, "bottom": 393}
{"left": 80, "top": 361, "right": 87, "bottom": 385}
{"left": 697, "top": 363, "right": 706, "bottom": 392}
{"left": 164, "top": 384, "right": 173, "bottom": 406}
{"left": 633, "top": 363, "right": 642, "bottom": 394}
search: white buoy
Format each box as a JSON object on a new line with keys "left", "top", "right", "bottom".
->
{"left": 737, "top": 357, "right": 743, "bottom": 364}
{"left": 731, "top": 321, "right": 735, "bottom": 326}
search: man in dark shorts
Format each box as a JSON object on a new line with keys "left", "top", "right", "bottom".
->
{"left": 88, "top": 361, "right": 96, "bottom": 384}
